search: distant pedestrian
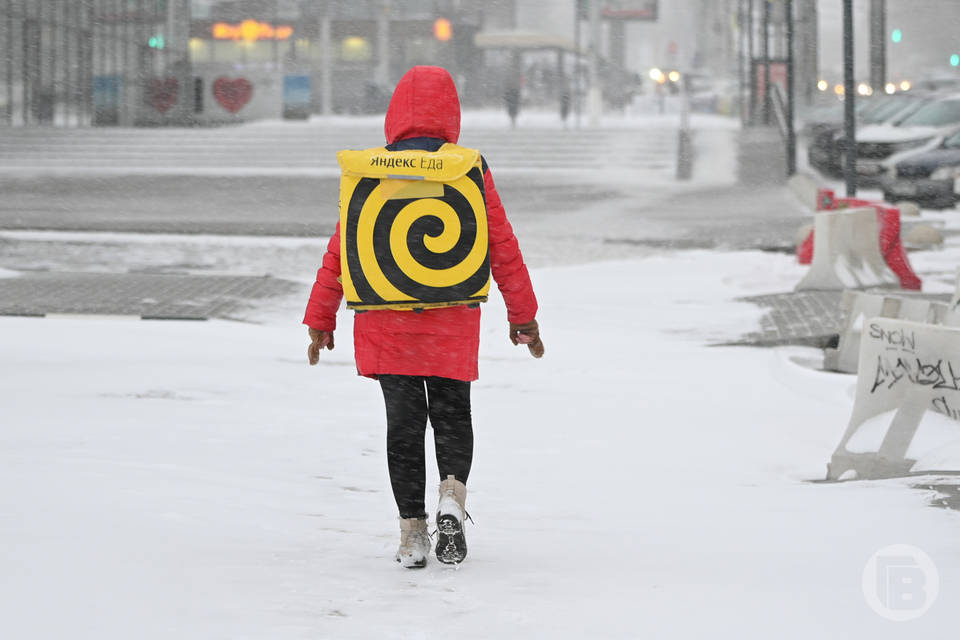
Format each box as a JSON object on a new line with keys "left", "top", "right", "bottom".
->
{"left": 504, "top": 82, "right": 521, "bottom": 128}
{"left": 304, "top": 65, "right": 543, "bottom": 568}
{"left": 560, "top": 86, "right": 571, "bottom": 124}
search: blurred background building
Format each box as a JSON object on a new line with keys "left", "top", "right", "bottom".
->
{"left": 0, "top": 0, "right": 191, "bottom": 127}
{"left": 3, "top": 1, "right": 960, "bottom": 127}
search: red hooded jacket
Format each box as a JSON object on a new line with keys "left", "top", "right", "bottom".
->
{"left": 303, "top": 66, "right": 538, "bottom": 382}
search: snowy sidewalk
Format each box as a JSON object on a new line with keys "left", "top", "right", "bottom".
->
{"left": 3, "top": 116, "right": 959, "bottom": 638}
{"left": 3, "top": 249, "right": 959, "bottom": 640}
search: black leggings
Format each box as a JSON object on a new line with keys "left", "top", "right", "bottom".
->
{"left": 379, "top": 375, "right": 473, "bottom": 519}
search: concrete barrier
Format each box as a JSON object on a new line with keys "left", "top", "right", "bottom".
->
{"left": 824, "top": 291, "right": 901, "bottom": 373}
{"left": 898, "top": 297, "right": 939, "bottom": 323}
{"left": 904, "top": 224, "right": 945, "bottom": 249}
{"left": 787, "top": 173, "right": 820, "bottom": 211}
{"left": 795, "top": 207, "right": 900, "bottom": 291}
{"left": 796, "top": 189, "right": 922, "bottom": 290}
{"left": 837, "top": 198, "right": 922, "bottom": 290}
{"left": 929, "top": 301, "right": 956, "bottom": 326}
{"left": 827, "top": 317, "right": 960, "bottom": 480}
{"left": 825, "top": 293, "right": 953, "bottom": 373}
{"left": 895, "top": 201, "right": 921, "bottom": 217}
{"left": 951, "top": 267, "right": 960, "bottom": 312}
{"left": 795, "top": 188, "right": 836, "bottom": 265}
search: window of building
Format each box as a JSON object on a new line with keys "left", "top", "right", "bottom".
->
{"left": 340, "top": 36, "right": 372, "bottom": 62}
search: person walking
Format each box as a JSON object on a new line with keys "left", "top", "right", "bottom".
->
{"left": 304, "top": 65, "right": 543, "bottom": 568}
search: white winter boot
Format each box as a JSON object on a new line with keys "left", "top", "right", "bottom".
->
{"left": 435, "top": 475, "right": 468, "bottom": 564}
{"left": 396, "top": 517, "right": 431, "bottom": 569}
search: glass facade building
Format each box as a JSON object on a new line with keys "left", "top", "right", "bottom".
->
{"left": 1, "top": 0, "right": 192, "bottom": 126}
{"left": 0, "top": 0, "right": 503, "bottom": 126}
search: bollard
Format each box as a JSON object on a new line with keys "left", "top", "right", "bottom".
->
{"left": 676, "top": 129, "right": 693, "bottom": 180}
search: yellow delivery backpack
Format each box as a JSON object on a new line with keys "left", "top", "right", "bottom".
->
{"left": 336, "top": 143, "right": 490, "bottom": 311}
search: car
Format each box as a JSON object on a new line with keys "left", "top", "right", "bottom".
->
{"left": 882, "top": 127, "right": 960, "bottom": 208}
{"left": 848, "top": 93, "right": 960, "bottom": 186}
{"left": 911, "top": 74, "right": 960, "bottom": 93}
{"left": 799, "top": 96, "right": 879, "bottom": 139}
{"left": 807, "top": 93, "right": 932, "bottom": 177}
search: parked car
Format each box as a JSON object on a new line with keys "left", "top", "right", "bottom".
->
{"left": 799, "top": 96, "right": 878, "bottom": 139}
{"left": 848, "top": 93, "right": 960, "bottom": 186}
{"left": 807, "top": 93, "right": 932, "bottom": 177}
{"left": 882, "top": 127, "right": 960, "bottom": 208}
{"left": 911, "top": 74, "right": 960, "bottom": 93}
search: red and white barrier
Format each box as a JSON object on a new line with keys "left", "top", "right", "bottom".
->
{"left": 795, "top": 206, "right": 900, "bottom": 291}
{"left": 797, "top": 188, "right": 922, "bottom": 291}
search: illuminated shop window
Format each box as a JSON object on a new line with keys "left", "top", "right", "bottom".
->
{"left": 189, "top": 38, "right": 209, "bottom": 62}
{"left": 341, "top": 36, "right": 372, "bottom": 62}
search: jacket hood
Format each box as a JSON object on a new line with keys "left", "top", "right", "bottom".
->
{"left": 385, "top": 66, "right": 461, "bottom": 144}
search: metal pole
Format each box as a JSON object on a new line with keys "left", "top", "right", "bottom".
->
{"left": 762, "top": 0, "right": 770, "bottom": 125}
{"left": 60, "top": 0, "right": 68, "bottom": 125}
{"left": 808, "top": 0, "right": 818, "bottom": 105}
{"left": 797, "top": 0, "right": 818, "bottom": 106}
{"left": 111, "top": 0, "right": 120, "bottom": 125}
{"left": 119, "top": 0, "right": 126, "bottom": 124}
{"left": 587, "top": 0, "right": 601, "bottom": 127}
{"left": 843, "top": 0, "right": 856, "bottom": 197}
{"left": 786, "top": 0, "right": 796, "bottom": 175}
{"left": 609, "top": 17, "right": 625, "bottom": 111}
{"left": 375, "top": 0, "right": 390, "bottom": 87}
{"left": 869, "top": 0, "right": 886, "bottom": 92}
{"left": 86, "top": 0, "right": 96, "bottom": 126}
{"left": 166, "top": 0, "right": 191, "bottom": 124}
{"left": 272, "top": 0, "right": 279, "bottom": 71}
{"left": 574, "top": 3, "right": 581, "bottom": 129}
{"left": 65, "top": 0, "right": 75, "bottom": 126}
{"left": 80, "top": 0, "right": 88, "bottom": 126}
{"left": 91, "top": 0, "right": 101, "bottom": 126}
{"left": 4, "top": 0, "right": 13, "bottom": 124}
{"left": 22, "top": 0, "right": 36, "bottom": 125}
{"left": 36, "top": 0, "right": 44, "bottom": 124}
{"left": 320, "top": 10, "right": 331, "bottom": 115}
{"left": 83, "top": 0, "right": 94, "bottom": 126}
{"left": 747, "top": 0, "right": 754, "bottom": 123}
{"left": 677, "top": 74, "right": 692, "bottom": 180}
{"left": 738, "top": 0, "right": 747, "bottom": 125}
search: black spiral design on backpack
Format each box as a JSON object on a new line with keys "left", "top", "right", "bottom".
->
{"left": 344, "top": 167, "right": 489, "bottom": 307}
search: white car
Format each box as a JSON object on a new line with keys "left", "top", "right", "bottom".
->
{"left": 848, "top": 93, "right": 960, "bottom": 185}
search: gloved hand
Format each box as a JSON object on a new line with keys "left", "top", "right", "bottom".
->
{"left": 307, "top": 328, "right": 334, "bottom": 365}
{"left": 509, "top": 319, "right": 544, "bottom": 359}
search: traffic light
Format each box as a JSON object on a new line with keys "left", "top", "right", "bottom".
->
{"left": 148, "top": 35, "right": 165, "bottom": 49}
{"left": 951, "top": 54, "right": 960, "bottom": 67}
{"left": 433, "top": 18, "right": 452, "bottom": 42}
{"left": 891, "top": 29, "right": 902, "bottom": 43}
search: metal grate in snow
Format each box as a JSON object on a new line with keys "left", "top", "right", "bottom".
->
{"left": 0, "top": 272, "right": 300, "bottom": 321}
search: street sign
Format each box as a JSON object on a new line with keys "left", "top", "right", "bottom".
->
{"left": 602, "top": 0, "right": 658, "bottom": 20}
{"left": 578, "top": 0, "right": 658, "bottom": 21}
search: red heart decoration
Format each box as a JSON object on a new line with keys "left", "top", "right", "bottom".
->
{"left": 146, "top": 77, "right": 178, "bottom": 113}
{"left": 213, "top": 77, "right": 253, "bottom": 114}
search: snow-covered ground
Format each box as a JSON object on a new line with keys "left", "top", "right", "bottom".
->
{"left": 3, "top": 240, "right": 959, "bottom": 639}
{"left": 1, "top": 121, "right": 956, "bottom": 638}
